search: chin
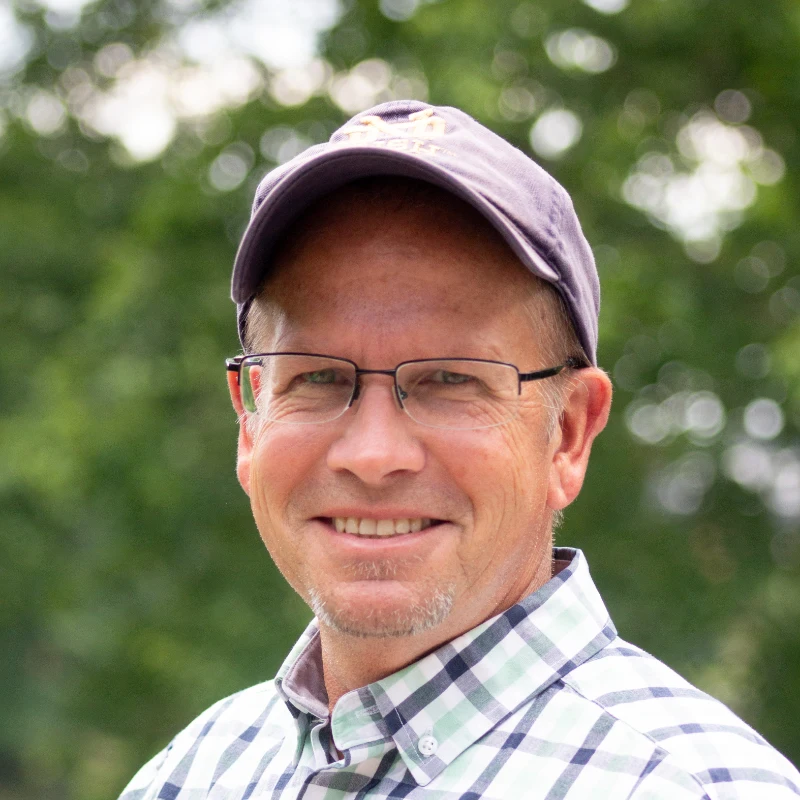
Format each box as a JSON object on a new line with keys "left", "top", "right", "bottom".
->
{"left": 308, "top": 583, "right": 456, "bottom": 639}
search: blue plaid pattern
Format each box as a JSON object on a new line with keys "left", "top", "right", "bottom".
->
{"left": 119, "top": 549, "right": 800, "bottom": 799}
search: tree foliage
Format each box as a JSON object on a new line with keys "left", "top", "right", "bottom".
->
{"left": 1, "top": 0, "right": 799, "bottom": 796}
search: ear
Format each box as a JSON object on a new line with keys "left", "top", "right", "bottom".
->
{"left": 547, "top": 367, "right": 612, "bottom": 510}
{"left": 227, "top": 369, "right": 253, "bottom": 496}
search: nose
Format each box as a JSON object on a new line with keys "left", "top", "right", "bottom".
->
{"left": 326, "top": 378, "right": 426, "bottom": 486}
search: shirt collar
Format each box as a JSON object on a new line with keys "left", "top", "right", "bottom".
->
{"left": 275, "top": 548, "right": 616, "bottom": 785}
{"left": 275, "top": 620, "right": 329, "bottom": 720}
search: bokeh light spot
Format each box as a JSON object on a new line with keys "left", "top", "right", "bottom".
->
{"left": 260, "top": 127, "right": 312, "bottom": 164}
{"left": 653, "top": 452, "right": 717, "bottom": 515}
{"left": 744, "top": 398, "right": 784, "bottom": 441}
{"left": 379, "top": 0, "right": 418, "bottom": 21}
{"left": 581, "top": 0, "right": 629, "bottom": 13}
{"left": 723, "top": 441, "right": 774, "bottom": 490}
{"left": 735, "top": 343, "right": 771, "bottom": 380}
{"left": 329, "top": 58, "right": 393, "bottom": 113}
{"left": 94, "top": 43, "right": 134, "bottom": 79}
{"left": 529, "top": 109, "right": 582, "bottom": 159}
{"left": 735, "top": 256, "right": 771, "bottom": 293}
{"left": 714, "top": 89, "right": 752, "bottom": 124}
{"left": 208, "top": 143, "right": 254, "bottom": 192}
{"left": 26, "top": 91, "right": 67, "bottom": 136}
{"left": 0, "top": 5, "right": 33, "bottom": 74}
{"left": 545, "top": 29, "right": 616, "bottom": 74}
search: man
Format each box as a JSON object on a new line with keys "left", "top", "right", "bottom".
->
{"left": 120, "top": 101, "right": 800, "bottom": 798}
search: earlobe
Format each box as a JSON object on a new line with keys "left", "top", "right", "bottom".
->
{"left": 227, "top": 370, "right": 253, "bottom": 496}
{"left": 547, "top": 368, "right": 612, "bottom": 511}
{"left": 236, "top": 429, "right": 252, "bottom": 496}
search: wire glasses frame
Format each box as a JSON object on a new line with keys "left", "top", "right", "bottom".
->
{"left": 226, "top": 352, "right": 587, "bottom": 430}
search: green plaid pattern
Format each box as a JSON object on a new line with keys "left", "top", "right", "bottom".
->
{"left": 119, "top": 549, "right": 800, "bottom": 799}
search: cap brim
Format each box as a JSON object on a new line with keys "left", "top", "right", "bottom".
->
{"left": 231, "top": 146, "right": 560, "bottom": 305}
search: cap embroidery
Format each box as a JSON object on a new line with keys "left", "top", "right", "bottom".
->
{"left": 336, "top": 107, "right": 449, "bottom": 158}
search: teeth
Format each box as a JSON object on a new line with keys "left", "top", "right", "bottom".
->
{"left": 331, "top": 517, "right": 435, "bottom": 537}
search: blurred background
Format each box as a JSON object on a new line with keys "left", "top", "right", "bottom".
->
{"left": 1, "top": 0, "right": 799, "bottom": 796}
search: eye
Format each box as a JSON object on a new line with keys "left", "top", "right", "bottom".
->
{"left": 300, "top": 369, "right": 339, "bottom": 384}
{"left": 431, "top": 369, "right": 474, "bottom": 385}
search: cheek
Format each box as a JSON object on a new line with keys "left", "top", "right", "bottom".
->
{"left": 488, "top": 422, "right": 554, "bottom": 538}
{"left": 249, "top": 426, "right": 320, "bottom": 542}
{"left": 248, "top": 426, "right": 331, "bottom": 598}
{"left": 506, "top": 425, "right": 551, "bottom": 507}
{"left": 446, "top": 420, "right": 550, "bottom": 525}
{"left": 252, "top": 422, "right": 319, "bottom": 479}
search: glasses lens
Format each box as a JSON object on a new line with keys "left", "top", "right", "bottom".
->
{"left": 397, "top": 360, "right": 520, "bottom": 429}
{"left": 241, "top": 355, "right": 356, "bottom": 423}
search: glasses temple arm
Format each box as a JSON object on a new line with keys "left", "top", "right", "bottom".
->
{"left": 519, "top": 356, "right": 589, "bottom": 383}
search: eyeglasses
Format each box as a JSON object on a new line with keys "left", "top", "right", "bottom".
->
{"left": 226, "top": 353, "right": 586, "bottom": 430}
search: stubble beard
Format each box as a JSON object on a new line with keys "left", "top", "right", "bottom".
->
{"left": 308, "top": 557, "right": 457, "bottom": 639}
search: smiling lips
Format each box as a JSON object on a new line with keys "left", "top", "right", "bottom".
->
{"left": 331, "top": 517, "right": 436, "bottom": 537}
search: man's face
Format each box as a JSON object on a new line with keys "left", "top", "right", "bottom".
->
{"left": 234, "top": 188, "right": 573, "bottom": 641}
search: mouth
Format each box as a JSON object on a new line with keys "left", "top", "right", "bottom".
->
{"left": 322, "top": 516, "right": 442, "bottom": 538}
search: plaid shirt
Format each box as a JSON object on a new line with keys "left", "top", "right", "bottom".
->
{"left": 119, "top": 548, "right": 800, "bottom": 799}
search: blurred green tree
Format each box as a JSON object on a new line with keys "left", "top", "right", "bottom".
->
{"left": 0, "top": 0, "right": 798, "bottom": 796}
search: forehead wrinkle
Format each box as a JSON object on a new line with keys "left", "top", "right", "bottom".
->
{"left": 259, "top": 273, "right": 539, "bottom": 366}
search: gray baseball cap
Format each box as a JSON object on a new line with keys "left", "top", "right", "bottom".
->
{"left": 232, "top": 100, "right": 599, "bottom": 363}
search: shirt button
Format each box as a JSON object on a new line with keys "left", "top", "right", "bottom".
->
{"left": 418, "top": 734, "right": 438, "bottom": 757}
